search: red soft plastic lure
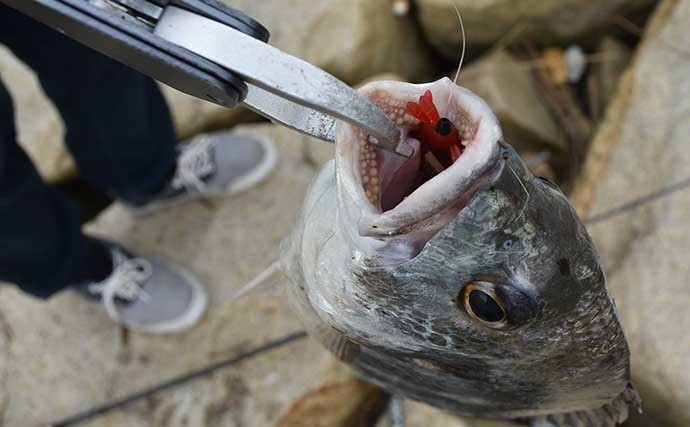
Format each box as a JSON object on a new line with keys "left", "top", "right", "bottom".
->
{"left": 406, "top": 90, "right": 464, "bottom": 167}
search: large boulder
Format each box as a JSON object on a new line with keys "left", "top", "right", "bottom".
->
{"left": 416, "top": 0, "right": 656, "bottom": 60}
{"left": 574, "top": 0, "right": 690, "bottom": 425}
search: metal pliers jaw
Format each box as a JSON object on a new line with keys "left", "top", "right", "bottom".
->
{"left": 0, "top": 0, "right": 411, "bottom": 157}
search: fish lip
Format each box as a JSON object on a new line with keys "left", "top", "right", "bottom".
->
{"left": 335, "top": 77, "right": 504, "bottom": 239}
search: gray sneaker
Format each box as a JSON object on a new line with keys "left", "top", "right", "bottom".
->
{"left": 128, "top": 130, "right": 277, "bottom": 215}
{"left": 83, "top": 246, "right": 207, "bottom": 334}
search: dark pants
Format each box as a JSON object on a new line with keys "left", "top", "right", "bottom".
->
{"left": 0, "top": 6, "right": 177, "bottom": 298}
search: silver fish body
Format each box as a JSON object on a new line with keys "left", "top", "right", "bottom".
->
{"left": 282, "top": 78, "right": 639, "bottom": 426}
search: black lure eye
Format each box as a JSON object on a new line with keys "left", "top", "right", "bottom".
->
{"left": 435, "top": 117, "right": 453, "bottom": 136}
{"left": 460, "top": 283, "right": 507, "bottom": 327}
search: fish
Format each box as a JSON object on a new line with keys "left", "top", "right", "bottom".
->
{"left": 282, "top": 77, "right": 640, "bottom": 426}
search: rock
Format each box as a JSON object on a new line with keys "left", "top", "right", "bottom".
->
{"left": 416, "top": 0, "right": 656, "bottom": 60}
{"left": 277, "top": 379, "right": 387, "bottom": 427}
{"left": 0, "top": 123, "right": 353, "bottom": 427}
{"left": 457, "top": 49, "right": 568, "bottom": 153}
{"left": 573, "top": 1, "right": 690, "bottom": 425}
{"left": 0, "top": 46, "right": 74, "bottom": 182}
{"left": 220, "top": 0, "right": 437, "bottom": 85}
{"left": 586, "top": 37, "right": 632, "bottom": 122}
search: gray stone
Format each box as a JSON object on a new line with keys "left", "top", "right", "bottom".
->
{"left": 577, "top": 1, "right": 690, "bottom": 425}
{"left": 457, "top": 50, "right": 568, "bottom": 152}
{"left": 416, "top": 0, "right": 656, "bottom": 60}
{"left": 0, "top": 123, "right": 348, "bottom": 427}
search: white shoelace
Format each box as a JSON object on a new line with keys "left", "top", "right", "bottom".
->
{"left": 88, "top": 250, "right": 152, "bottom": 321}
{"left": 171, "top": 137, "right": 216, "bottom": 192}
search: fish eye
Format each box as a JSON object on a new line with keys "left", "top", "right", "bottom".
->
{"left": 460, "top": 282, "right": 507, "bottom": 328}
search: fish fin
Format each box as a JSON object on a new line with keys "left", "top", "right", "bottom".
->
{"left": 528, "top": 383, "right": 641, "bottom": 427}
{"left": 232, "top": 259, "right": 284, "bottom": 299}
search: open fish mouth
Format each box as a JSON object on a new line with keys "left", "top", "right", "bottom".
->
{"left": 336, "top": 77, "right": 504, "bottom": 239}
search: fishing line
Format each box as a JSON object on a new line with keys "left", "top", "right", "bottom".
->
{"left": 445, "top": 0, "right": 466, "bottom": 113}
{"left": 508, "top": 162, "right": 530, "bottom": 223}
{"left": 584, "top": 175, "right": 690, "bottom": 225}
{"left": 44, "top": 331, "right": 308, "bottom": 427}
{"left": 449, "top": 0, "right": 466, "bottom": 85}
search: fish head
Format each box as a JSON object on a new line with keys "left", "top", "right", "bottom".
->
{"left": 329, "top": 77, "right": 632, "bottom": 417}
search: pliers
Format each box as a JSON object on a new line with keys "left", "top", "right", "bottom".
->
{"left": 0, "top": 0, "right": 412, "bottom": 157}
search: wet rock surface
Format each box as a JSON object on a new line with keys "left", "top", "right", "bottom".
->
{"left": 579, "top": 0, "right": 690, "bottom": 425}
{"left": 415, "top": 0, "right": 656, "bottom": 59}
